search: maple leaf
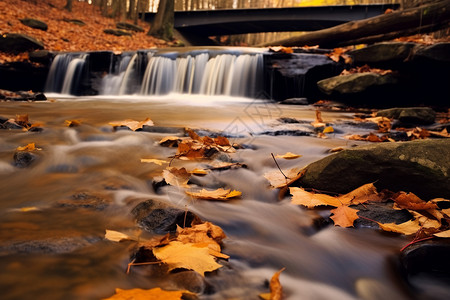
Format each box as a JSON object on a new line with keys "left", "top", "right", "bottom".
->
{"left": 290, "top": 187, "right": 341, "bottom": 208}
{"left": 259, "top": 267, "right": 285, "bottom": 300}
{"left": 393, "top": 192, "right": 438, "bottom": 210}
{"left": 177, "top": 140, "right": 205, "bottom": 159}
{"left": 186, "top": 188, "right": 241, "bottom": 201}
{"left": 338, "top": 183, "right": 382, "bottom": 206}
{"left": 275, "top": 152, "right": 302, "bottom": 159}
{"left": 102, "top": 287, "right": 189, "bottom": 300}
{"left": 108, "top": 117, "right": 153, "bottom": 131}
{"left": 330, "top": 206, "right": 359, "bottom": 227}
{"left": 377, "top": 219, "right": 422, "bottom": 235}
{"left": 153, "top": 241, "right": 223, "bottom": 276}
{"left": 264, "top": 168, "right": 304, "bottom": 189}
{"left": 163, "top": 167, "right": 191, "bottom": 188}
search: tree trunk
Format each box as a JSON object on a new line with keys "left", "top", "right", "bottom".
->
{"left": 261, "top": 0, "right": 450, "bottom": 48}
{"left": 147, "top": 0, "right": 174, "bottom": 41}
{"left": 64, "top": 0, "right": 73, "bottom": 12}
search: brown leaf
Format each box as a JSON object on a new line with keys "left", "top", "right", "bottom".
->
{"left": 330, "top": 206, "right": 359, "bottom": 227}
{"left": 264, "top": 168, "right": 304, "bottom": 189}
{"left": 393, "top": 192, "right": 438, "bottom": 210}
{"left": 159, "top": 136, "right": 182, "bottom": 147}
{"left": 275, "top": 152, "right": 302, "bottom": 160}
{"left": 108, "top": 117, "right": 153, "bottom": 131}
{"left": 64, "top": 119, "right": 82, "bottom": 127}
{"left": 378, "top": 219, "right": 422, "bottom": 235}
{"left": 15, "top": 114, "right": 29, "bottom": 126}
{"left": 163, "top": 167, "right": 191, "bottom": 188}
{"left": 270, "top": 267, "right": 285, "bottom": 300}
{"left": 338, "top": 183, "right": 383, "bottom": 205}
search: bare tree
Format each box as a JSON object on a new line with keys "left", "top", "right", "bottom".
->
{"left": 64, "top": 0, "right": 73, "bottom": 12}
{"left": 147, "top": 0, "right": 175, "bottom": 40}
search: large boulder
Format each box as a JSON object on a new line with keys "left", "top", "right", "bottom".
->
{"left": 376, "top": 107, "right": 436, "bottom": 125}
{"left": 348, "top": 42, "right": 417, "bottom": 68}
{"left": 0, "top": 33, "right": 44, "bottom": 53}
{"left": 317, "top": 72, "right": 398, "bottom": 95}
{"left": 298, "top": 139, "right": 450, "bottom": 200}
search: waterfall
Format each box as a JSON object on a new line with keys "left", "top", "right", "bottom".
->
{"left": 45, "top": 53, "right": 87, "bottom": 95}
{"left": 45, "top": 50, "right": 264, "bottom": 98}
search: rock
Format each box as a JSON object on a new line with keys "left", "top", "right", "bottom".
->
{"left": 400, "top": 239, "right": 450, "bottom": 300}
{"left": 166, "top": 270, "right": 206, "bottom": 293}
{"left": 116, "top": 22, "right": 144, "bottom": 32}
{"left": 413, "top": 42, "right": 450, "bottom": 63}
{"left": 63, "top": 18, "right": 86, "bottom": 26}
{"left": 103, "top": 29, "right": 132, "bottom": 37}
{"left": 0, "top": 89, "right": 46, "bottom": 101}
{"left": 13, "top": 151, "right": 38, "bottom": 168}
{"left": 298, "top": 139, "right": 450, "bottom": 200}
{"left": 19, "top": 18, "right": 48, "bottom": 31}
{"left": 317, "top": 72, "right": 398, "bottom": 95}
{"left": 0, "top": 33, "right": 44, "bottom": 53}
{"left": 278, "top": 97, "right": 309, "bottom": 105}
{"left": 376, "top": 107, "right": 436, "bottom": 125}
{"left": 353, "top": 202, "right": 412, "bottom": 229}
{"left": 29, "top": 50, "right": 53, "bottom": 64}
{"left": 56, "top": 192, "right": 112, "bottom": 210}
{"left": 348, "top": 42, "right": 417, "bottom": 67}
{"left": 131, "top": 199, "right": 200, "bottom": 234}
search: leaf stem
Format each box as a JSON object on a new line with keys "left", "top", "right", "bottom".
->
{"left": 271, "top": 153, "right": 288, "bottom": 180}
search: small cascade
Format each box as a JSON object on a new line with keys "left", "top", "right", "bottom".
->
{"left": 45, "top": 53, "right": 87, "bottom": 95}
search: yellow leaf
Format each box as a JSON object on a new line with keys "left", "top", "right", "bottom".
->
{"left": 330, "top": 206, "right": 359, "bottom": 227}
{"left": 16, "top": 143, "right": 41, "bottom": 151}
{"left": 140, "top": 158, "right": 168, "bottom": 166}
{"left": 104, "top": 230, "right": 136, "bottom": 242}
{"left": 434, "top": 230, "right": 450, "bottom": 238}
{"left": 64, "top": 119, "right": 81, "bottom": 127}
{"left": 290, "top": 187, "right": 341, "bottom": 208}
{"left": 186, "top": 188, "right": 241, "bottom": 201}
{"left": 275, "top": 152, "right": 302, "bottom": 159}
{"left": 264, "top": 168, "right": 304, "bottom": 189}
{"left": 102, "top": 287, "right": 188, "bottom": 300}
{"left": 189, "top": 168, "right": 209, "bottom": 175}
{"left": 269, "top": 267, "right": 285, "bottom": 300}
{"left": 323, "top": 126, "right": 334, "bottom": 133}
{"left": 377, "top": 219, "right": 422, "bottom": 235}
{"left": 338, "top": 183, "right": 382, "bottom": 205}
{"left": 153, "top": 241, "right": 223, "bottom": 276}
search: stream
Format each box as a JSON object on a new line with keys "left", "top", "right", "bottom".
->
{"left": 0, "top": 94, "right": 417, "bottom": 300}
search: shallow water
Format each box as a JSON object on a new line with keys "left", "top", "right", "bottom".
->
{"left": 0, "top": 95, "right": 418, "bottom": 299}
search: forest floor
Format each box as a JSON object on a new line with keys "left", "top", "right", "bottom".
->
{"left": 0, "top": 0, "right": 170, "bottom": 63}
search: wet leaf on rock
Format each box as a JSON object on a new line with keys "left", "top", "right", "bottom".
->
{"left": 108, "top": 117, "right": 154, "bottom": 131}
{"left": 330, "top": 206, "right": 360, "bottom": 227}
{"left": 102, "top": 287, "right": 190, "bottom": 300}
{"left": 275, "top": 152, "right": 302, "bottom": 159}
{"left": 163, "top": 167, "right": 191, "bottom": 188}
{"left": 16, "top": 143, "right": 41, "bottom": 151}
{"left": 186, "top": 188, "right": 241, "bottom": 201}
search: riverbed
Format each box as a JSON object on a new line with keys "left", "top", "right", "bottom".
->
{"left": 0, "top": 95, "right": 415, "bottom": 300}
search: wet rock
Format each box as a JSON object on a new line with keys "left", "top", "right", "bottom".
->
{"left": 13, "top": 151, "right": 38, "bottom": 168}
{"left": 56, "top": 192, "right": 112, "bottom": 210}
{"left": 0, "top": 89, "right": 47, "bottom": 101}
{"left": 317, "top": 72, "right": 399, "bottom": 95}
{"left": 413, "top": 42, "right": 450, "bottom": 63}
{"left": 1, "top": 119, "right": 23, "bottom": 130}
{"left": 28, "top": 50, "right": 53, "bottom": 64}
{"left": 298, "top": 139, "right": 450, "bottom": 200}
{"left": 278, "top": 97, "right": 309, "bottom": 105}
{"left": 19, "top": 18, "right": 48, "bottom": 31}
{"left": 103, "top": 29, "right": 132, "bottom": 37}
{"left": 131, "top": 199, "right": 200, "bottom": 234}
{"left": 116, "top": 22, "right": 144, "bottom": 32}
{"left": 166, "top": 270, "right": 207, "bottom": 293}
{"left": 376, "top": 107, "right": 436, "bottom": 125}
{"left": 348, "top": 42, "right": 417, "bottom": 68}
{"left": 258, "top": 130, "right": 310, "bottom": 136}
{"left": 354, "top": 202, "right": 412, "bottom": 229}
{"left": 0, "top": 33, "right": 44, "bottom": 53}
{"left": 400, "top": 239, "right": 450, "bottom": 300}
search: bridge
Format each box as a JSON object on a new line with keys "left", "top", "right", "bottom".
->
{"left": 142, "top": 4, "right": 400, "bottom": 44}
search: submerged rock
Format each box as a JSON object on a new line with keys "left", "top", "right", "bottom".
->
{"left": 131, "top": 199, "right": 200, "bottom": 234}
{"left": 13, "top": 151, "right": 38, "bottom": 168}
{"left": 298, "top": 139, "right": 450, "bottom": 200}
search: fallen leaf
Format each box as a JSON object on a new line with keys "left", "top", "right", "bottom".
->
{"left": 186, "top": 188, "right": 241, "bottom": 201}
{"left": 153, "top": 241, "right": 223, "bottom": 276}
{"left": 269, "top": 267, "right": 285, "bottom": 300}
{"left": 102, "top": 287, "right": 188, "bottom": 300}
{"left": 64, "top": 119, "right": 82, "bottom": 127}
{"left": 214, "top": 136, "right": 231, "bottom": 146}
{"left": 434, "top": 230, "right": 450, "bottom": 238}
{"left": 189, "top": 168, "right": 209, "bottom": 175}
{"left": 311, "top": 110, "right": 326, "bottom": 128}
{"left": 264, "top": 168, "right": 304, "bottom": 189}
{"left": 15, "top": 114, "right": 29, "bottom": 126}
{"left": 275, "top": 152, "right": 302, "bottom": 159}
{"left": 338, "top": 183, "right": 383, "bottom": 205}
{"left": 105, "top": 230, "right": 136, "bottom": 242}
{"left": 290, "top": 187, "right": 341, "bottom": 208}
{"left": 163, "top": 167, "right": 191, "bottom": 188}
{"left": 393, "top": 192, "right": 438, "bottom": 210}
{"left": 109, "top": 117, "right": 153, "bottom": 131}
{"left": 378, "top": 219, "right": 422, "bottom": 235}
{"left": 16, "top": 143, "right": 41, "bottom": 151}
{"left": 330, "top": 206, "right": 359, "bottom": 227}
{"left": 159, "top": 136, "right": 182, "bottom": 147}
{"left": 140, "top": 158, "right": 168, "bottom": 166}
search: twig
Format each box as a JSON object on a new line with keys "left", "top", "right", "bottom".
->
{"left": 400, "top": 236, "right": 433, "bottom": 252}
{"left": 126, "top": 260, "right": 161, "bottom": 274}
{"left": 271, "top": 153, "right": 288, "bottom": 180}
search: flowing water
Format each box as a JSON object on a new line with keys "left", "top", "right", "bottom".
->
{"left": 0, "top": 49, "right": 423, "bottom": 300}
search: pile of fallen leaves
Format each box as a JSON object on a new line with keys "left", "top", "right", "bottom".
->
{"left": 0, "top": 0, "right": 168, "bottom": 63}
